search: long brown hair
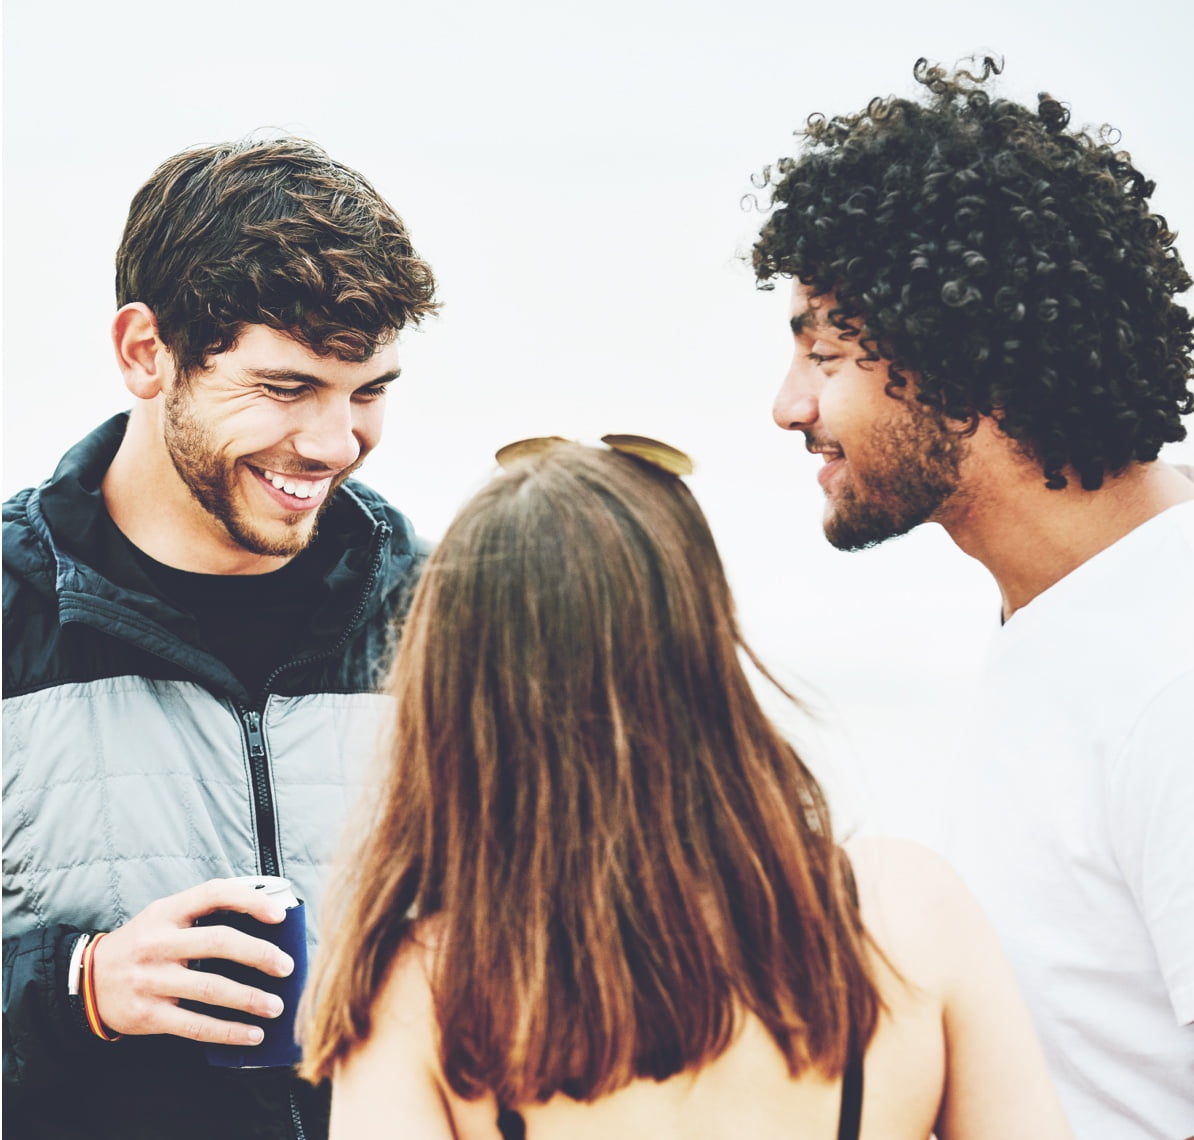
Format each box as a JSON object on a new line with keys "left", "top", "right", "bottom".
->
{"left": 300, "top": 442, "right": 880, "bottom": 1103}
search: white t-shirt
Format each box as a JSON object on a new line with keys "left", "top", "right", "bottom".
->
{"left": 948, "top": 500, "right": 1194, "bottom": 1139}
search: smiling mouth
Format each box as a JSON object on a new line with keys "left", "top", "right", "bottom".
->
{"left": 252, "top": 466, "right": 334, "bottom": 503}
{"left": 806, "top": 445, "right": 845, "bottom": 490}
{"left": 808, "top": 443, "right": 845, "bottom": 463}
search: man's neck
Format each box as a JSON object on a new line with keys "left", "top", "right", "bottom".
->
{"left": 940, "top": 432, "right": 1194, "bottom": 620}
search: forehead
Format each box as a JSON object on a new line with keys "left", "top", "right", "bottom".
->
{"left": 788, "top": 280, "right": 833, "bottom": 333}
{"left": 221, "top": 324, "right": 401, "bottom": 378}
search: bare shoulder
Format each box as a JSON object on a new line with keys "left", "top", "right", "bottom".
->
{"left": 329, "top": 919, "right": 463, "bottom": 1140}
{"left": 846, "top": 838, "right": 1073, "bottom": 1140}
{"left": 843, "top": 836, "right": 985, "bottom": 991}
{"left": 345, "top": 918, "right": 504, "bottom": 1140}
{"left": 844, "top": 837, "right": 972, "bottom": 928}
{"left": 372, "top": 917, "right": 443, "bottom": 1021}
{"left": 844, "top": 833, "right": 958, "bottom": 884}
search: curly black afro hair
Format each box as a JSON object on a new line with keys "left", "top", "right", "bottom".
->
{"left": 753, "top": 57, "right": 1193, "bottom": 490}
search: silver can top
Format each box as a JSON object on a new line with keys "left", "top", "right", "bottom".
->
{"left": 225, "top": 874, "right": 299, "bottom": 909}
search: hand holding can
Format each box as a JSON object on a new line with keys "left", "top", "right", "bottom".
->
{"left": 191, "top": 875, "right": 308, "bottom": 1068}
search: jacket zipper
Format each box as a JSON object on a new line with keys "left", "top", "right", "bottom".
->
{"left": 238, "top": 523, "right": 390, "bottom": 881}
{"left": 237, "top": 707, "right": 279, "bottom": 877}
{"left": 236, "top": 527, "right": 389, "bottom": 881}
{"left": 289, "top": 1086, "right": 307, "bottom": 1140}
{"left": 239, "top": 705, "right": 302, "bottom": 1136}
{"left": 242, "top": 519, "right": 393, "bottom": 1140}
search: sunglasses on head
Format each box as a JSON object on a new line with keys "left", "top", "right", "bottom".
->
{"left": 494, "top": 434, "right": 694, "bottom": 477}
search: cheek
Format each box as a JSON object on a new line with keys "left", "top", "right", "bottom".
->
{"left": 814, "top": 385, "right": 856, "bottom": 438}
{"left": 230, "top": 406, "right": 300, "bottom": 452}
{"left": 821, "top": 372, "right": 891, "bottom": 439}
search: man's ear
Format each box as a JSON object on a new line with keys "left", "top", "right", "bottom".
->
{"left": 112, "top": 303, "right": 174, "bottom": 399}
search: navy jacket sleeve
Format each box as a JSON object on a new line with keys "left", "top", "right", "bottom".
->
{"left": 3, "top": 923, "right": 95, "bottom": 1097}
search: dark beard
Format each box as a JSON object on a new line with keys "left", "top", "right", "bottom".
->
{"left": 163, "top": 387, "right": 333, "bottom": 558}
{"left": 824, "top": 406, "right": 965, "bottom": 551}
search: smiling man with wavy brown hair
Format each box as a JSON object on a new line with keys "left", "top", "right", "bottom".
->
{"left": 4, "top": 135, "right": 437, "bottom": 1139}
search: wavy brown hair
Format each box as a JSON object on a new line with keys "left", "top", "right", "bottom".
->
{"left": 300, "top": 442, "right": 880, "bottom": 1105}
{"left": 753, "top": 56, "right": 1193, "bottom": 490}
{"left": 116, "top": 135, "right": 438, "bottom": 377}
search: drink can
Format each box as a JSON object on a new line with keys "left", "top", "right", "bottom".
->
{"left": 192, "top": 875, "right": 308, "bottom": 1068}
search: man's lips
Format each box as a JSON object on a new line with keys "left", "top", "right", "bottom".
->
{"left": 806, "top": 443, "right": 845, "bottom": 490}
{"left": 816, "top": 455, "right": 845, "bottom": 490}
{"left": 249, "top": 466, "right": 335, "bottom": 510}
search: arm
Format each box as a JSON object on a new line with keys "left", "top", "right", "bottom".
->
{"left": 929, "top": 858, "right": 1073, "bottom": 1139}
{"left": 330, "top": 938, "right": 497, "bottom": 1140}
{"left": 847, "top": 838, "right": 1073, "bottom": 1140}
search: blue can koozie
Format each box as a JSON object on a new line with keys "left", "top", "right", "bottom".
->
{"left": 191, "top": 875, "right": 308, "bottom": 1068}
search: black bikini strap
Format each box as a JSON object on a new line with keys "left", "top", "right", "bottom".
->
{"left": 834, "top": 847, "right": 865, "bottom": 1140}
{"left": 836, "top": 1047, "right": 864, "bottom": 1140}
{"left": 496, "top": 1105, "right": 525, "bottom": 1140}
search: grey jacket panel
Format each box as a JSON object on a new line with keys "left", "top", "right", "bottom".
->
{"left": 3, "top": 678, "right": 392, "bottom": 942}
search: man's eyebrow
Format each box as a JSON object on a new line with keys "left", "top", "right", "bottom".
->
{"left": 789, "top": 311, "right": 819, "bottom": 336}
{"left": 244, "top": 367, "right": 402, "bottom": 386}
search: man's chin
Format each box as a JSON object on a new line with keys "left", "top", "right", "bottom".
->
{"left": 824, "top": 525, "right": 893, "bottom": 553}
{"left": 223, "top": 512, "right": 321, "bottom": 559}
{"left": 823, "top": 502, "right": 918, "bottom": 552}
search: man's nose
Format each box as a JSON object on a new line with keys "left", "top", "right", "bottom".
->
{"left": 772, "top": 358, "right": 821, "bottom": 432}
{"left": 293, "top": 399, "right": 362, "bottom": 471}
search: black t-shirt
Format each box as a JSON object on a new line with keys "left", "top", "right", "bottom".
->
{"left": 99, "top": 517, "right": 337, "bottom": 698}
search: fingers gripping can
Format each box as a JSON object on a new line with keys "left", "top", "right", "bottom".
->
{"left": 192, "top": 875, "right": 308, "bottom": 1068}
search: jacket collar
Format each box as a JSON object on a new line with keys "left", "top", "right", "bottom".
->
{"left": 23, "top": 413, "right": 417, "bottom": 694}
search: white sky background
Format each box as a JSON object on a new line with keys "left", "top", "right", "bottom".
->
{"left": 5, "top": 0, "right": 1192, "bottom": 841}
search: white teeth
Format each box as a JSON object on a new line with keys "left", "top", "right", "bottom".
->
{"left": 261, "top": 469, "right": 324, "bottom": 499}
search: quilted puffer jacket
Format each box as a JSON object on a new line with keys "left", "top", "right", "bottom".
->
{"left": 3, "top": 414, "right": 425, "bottom": 1139}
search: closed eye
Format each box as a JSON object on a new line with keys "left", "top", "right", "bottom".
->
{"left": 353, "top": 383, "right": 391, "bottom": 401}
{"left": 806, "top": 335, "right": 848, "bottom": 367}
{"left": 261, "top": 384, "right": 307, "bottom": 400}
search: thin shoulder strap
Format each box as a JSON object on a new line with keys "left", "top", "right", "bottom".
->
{"left": 836, "top": 848, "right": 865, "bottom": 1140}
{"left": 496, "top": 1105, "right": 525, "bottom": 1140}
{"left": 836, "top": 1047, "right": 864, "bottom": 1140}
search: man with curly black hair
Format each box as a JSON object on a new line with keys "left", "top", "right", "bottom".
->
{"left": 754, "top": 58, "right": 1193, "bottom": 1137}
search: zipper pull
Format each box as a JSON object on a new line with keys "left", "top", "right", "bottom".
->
{"left": 244, "top": 710, "right": 266, "bottom": 758}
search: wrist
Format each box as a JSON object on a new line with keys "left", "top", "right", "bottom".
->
{"left": 77, "top": 931, "right": 122, "bottom": 1042}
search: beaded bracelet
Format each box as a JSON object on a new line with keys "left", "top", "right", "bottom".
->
{"left": 80, "top": 932, "right": 123, "bottom": 1042}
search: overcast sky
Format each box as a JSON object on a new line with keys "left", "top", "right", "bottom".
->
{"left": 5, "top": 0, "right": 1192, "bottom": 838}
